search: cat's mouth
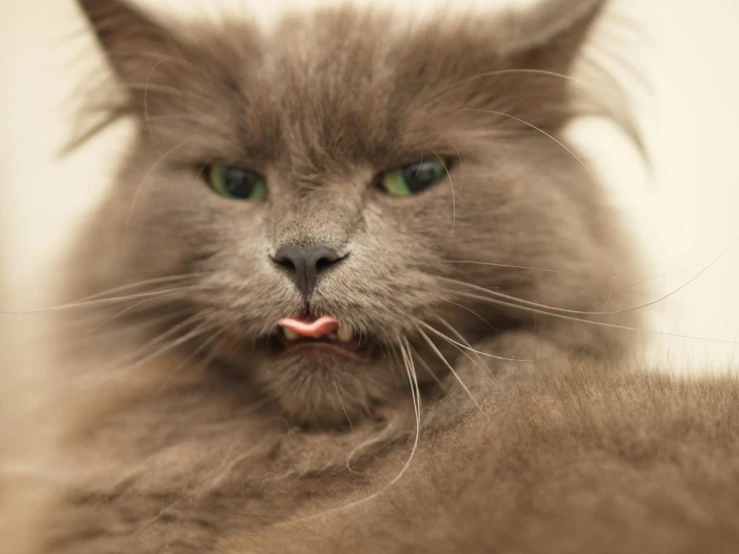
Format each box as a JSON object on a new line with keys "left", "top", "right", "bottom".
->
{"left": 271, "top": 315, "right": 370, "bottom": 362}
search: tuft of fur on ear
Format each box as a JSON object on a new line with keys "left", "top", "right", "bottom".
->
{"left": 483, "top": 0, "right": 640, "bottom": 151}
{"left": 75, "top": 0, "right": 180, "bottom": 84}
{"left": 395, "top": 0, "right": 638, "bottom": 143}
{"left": 497, "top": 0, "right": 607, "bottom": 65}
{"left": 68, "top": 0, "right": 262, "bottom": 156}
{"left": 498, "top": 0, "right": 643, "bottom": 154}
{"left": 64, "top": 0, "right": 186, "bottom": 154}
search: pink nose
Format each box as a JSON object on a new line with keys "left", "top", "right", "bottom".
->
{"left": 277, "top": 316, "right": 339, "bottom": 338}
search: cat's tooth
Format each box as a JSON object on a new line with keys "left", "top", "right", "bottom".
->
{"left": 282, "top": 326, "right": 300, "bottom": 342}
{"left": 337, "top": 323, "right": 354, "bottom": 343}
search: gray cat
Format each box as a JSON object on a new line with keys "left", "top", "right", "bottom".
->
{"left": 4, "top": 0, "right": 739, "bottom": 552}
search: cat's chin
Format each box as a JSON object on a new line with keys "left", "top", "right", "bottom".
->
{"left": 255, "top": 344, "right": 401, "bottom": 428}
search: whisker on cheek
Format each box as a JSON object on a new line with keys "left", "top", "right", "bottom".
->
{"left": 439, "top": 241, "right": 739, "bottom": 317}
{"left": 414, "top": 317, "right": 536, "bottom": 363}
{"left": 407, "top": 342, "right": 447, "bottom": 391}
{"left": 0, "top": 285, "right": 208, "bottom": 317}
{"left": 414, "top": 323, "right": 482, "bottom": 412}
{"left": 447, "top": 290, "right": 739, "bottom": 345}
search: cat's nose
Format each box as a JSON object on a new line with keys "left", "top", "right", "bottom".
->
{"left": 272, "top": 244, "right": 343, "bottom": 296}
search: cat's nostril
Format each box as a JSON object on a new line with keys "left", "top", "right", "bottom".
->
{"left": 272, "top": 244, "right": 344, "bottom": 296}
{"left": 315, "top": 255, "right": 336, "bottom": 272}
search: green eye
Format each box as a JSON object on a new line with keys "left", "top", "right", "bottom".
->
{"left": 207, "top": 164, "right": 266, "bottom": 200}
{"left": 380, "top": 156, "right": 449, "bottom": 197}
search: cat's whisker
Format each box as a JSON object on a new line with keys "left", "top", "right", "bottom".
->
{"left": 52, "top": 313, "right": 216, "bottom": 400}
{"left": 0, "top": 314, "right": 218, "bottom": 439}
{"left": 441, "top": 236, "right": 738, "bottom": 316}
{"left": 275, "top": 337, "right": 422, "bottom": 527}
{"left": 461, "top": 107, "right": 602, "bottom": 197}
{"left": 436, "top": 316, "right": 495, "bottom": 379}
{"left": 110, "top": 311, "right": 217, "bottom": 368}
{"left": 617, "top": 262, "right": 706, "bottom": 292}
{"left": 602, "top": 275, "right": 617, "bottom": 312}
{"left": 401, "top": 336, "right": 421, "bottom": 441}
{"left": 3, "top": 308, "right": 193, "bottom": 362}
{"left": 413, "top": 317, "right": 536, "bottom": 363}
{"left": 0, "top": 285, "right": 206, "bottom": 316}
{"left": 440, "top": 63, "right": 642, "bottom": 153}
{"left": 381, "top": 329, "right": 405, "bottom": 387}
{"left": 448, "top": 290, "right": 739, "bottom": 345}
{"left": 139, "top": 114, "right": 207, "bottom": 125}
{"left": 144, "top": 57, "right": 178, "bottom": 150}
{"left": 116, "top": 82, "right": 212, "bottom": 104}
{"left": 0, "top": 273, "right": 207, "bottom": 315}
{"left": 441, "top": 259, "right": 580, "bottom": 277}
{"left": 124, "top": 138, "right": 194, "bottom": 235}
{"left": 43, "top": 325, "right": 222, "bottom": 425}
{"left": 153, "top": 322, "right": 232, "bottom": 394}
{"left": 433, "top": 147, "right": 457, "bottom": 241}
{"left": 434, "top": 68, "right": 606, "bottom": 104}
{"left": 85, "top": 293, "right": 194, "bottom": 333}
{"left": 413, "top": 323, "right": 482, "bottom": 412}
{"left": 342, "top": 338, "right": 421, "bottom": 505}
{"left": 408, "top": 343, "right": 447, "bottom": 390}
{"left": 93, "top": 48, "right": 198, "bottom": 69}
{"left": 439, "top": 299, "right": 500, "bottom": 333}
{"left": 441, "top": 276, "right": 610, "bottom": 316}
{"left": 115, "top": 497, "right": 186, "bottom": 553}
{"left": 57, "top": 309, "right": 194, "bottom": 349}
{"left": 333, "top": 373, "right": 354, "bottom": 432}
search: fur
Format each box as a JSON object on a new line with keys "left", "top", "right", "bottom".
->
{"left": 4, "top": 0, "right": 737, "bottom": 553}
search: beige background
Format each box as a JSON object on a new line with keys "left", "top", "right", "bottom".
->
{"left": 1, "top": 0, "right": 738, "bottom": 372}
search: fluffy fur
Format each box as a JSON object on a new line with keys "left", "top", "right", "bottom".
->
{"left": 3, "top": 0, "right": 738, "bottom": 552}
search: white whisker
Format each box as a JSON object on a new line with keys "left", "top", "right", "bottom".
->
{"left": 413, "top": 317, "right": 535, "bottom": 363}
{"left": 441, "top": 236, "right": 737, "bottom": 317}
{"left": 414, "top": 323, "right": 482, "bottom": 412}
{"left": 441, "top": 260, "right": 579, "bottom": 277}
{"left": 0, "top": 285, "right": 204, "bottom": 316}
{"left": 333, "top": 373, "right": 354, "bottom": 432}
{"left": 449, "top": 290, "right": 739, "bottom": 345}
{"left": 273, "top": 336, "right": 421, "bottom": 526}
{"left": 436, "top": 316, "right": 495, "bottom": 379}
{"left": 124, "top": 139, "right": 193, "bottom": 235}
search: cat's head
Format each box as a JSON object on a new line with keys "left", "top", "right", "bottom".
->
{"left": 73, "top": 0, "right": 639, "bottom": 426}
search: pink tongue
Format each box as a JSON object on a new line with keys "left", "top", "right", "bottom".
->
{"left": 278, "top": 316, "right": 339, "bottom": 338}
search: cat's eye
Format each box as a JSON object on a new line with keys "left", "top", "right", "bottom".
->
{"left": 379, "top": 156, "right": 449, "bottom": 197}
{"left": 207, "top": 164, "right": 266, "bottom": 200}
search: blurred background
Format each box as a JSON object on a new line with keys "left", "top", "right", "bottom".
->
{"left": 1, "top": 0, "right": 738, "bottom": 375}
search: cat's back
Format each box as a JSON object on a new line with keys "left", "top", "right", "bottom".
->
{"left": 241, "top": 367, "right": 739, "bottom": 554}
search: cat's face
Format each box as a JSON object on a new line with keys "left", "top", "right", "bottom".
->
{"left": 75, "top": 0, "right": 633, "bottom": 426}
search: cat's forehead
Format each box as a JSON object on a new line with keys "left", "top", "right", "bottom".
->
{"left": 107, "top": 0, "right": 604, "bottom": 168}
{"left": 193, "top": 10, "right": 489, "bottom": 170}
{"left": 169, "top": 0, "right": 544, "bottom": 30}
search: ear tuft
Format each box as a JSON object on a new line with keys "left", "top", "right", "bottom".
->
{"left": 76, "top": 0, "right": 177, "bottom": 83}
{"left": 499, "top": 0, "right": 608, "bottom": 71}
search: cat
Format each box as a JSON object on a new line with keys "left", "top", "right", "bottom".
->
{"left": 2, "top": 0, "right": 739, "bottom": 552}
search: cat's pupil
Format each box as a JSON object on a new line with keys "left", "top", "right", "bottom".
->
{"left": 224, "top": 168, "right": 255, "bottom": 198}
{"left": 403, "top": 161, "right": 442, "bottom": 192}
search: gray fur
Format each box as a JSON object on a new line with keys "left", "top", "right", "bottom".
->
{"left": 10, "top": 1, "right": 721, "bottom": 553}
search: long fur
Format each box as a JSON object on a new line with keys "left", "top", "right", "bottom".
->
{"left": 3, "top": 1, "right": 737, "bottom": 553}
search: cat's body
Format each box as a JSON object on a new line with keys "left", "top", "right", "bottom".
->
{"left": 3, "top": 0, "right": 739, "bottom": 552}
{"left": 9, "top": 356, "right": 739, "bottom": 553}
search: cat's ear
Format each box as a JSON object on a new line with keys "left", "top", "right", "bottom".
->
{"left": 499, "top": 0, "right": 607, "bottom": 73}
{"left": 487, "top": 0, "right": 635, "bottom": 135}
{"left": 76, "top": 0, "right": 180, "bottom": 84}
